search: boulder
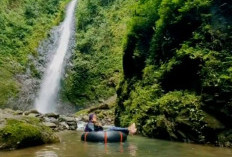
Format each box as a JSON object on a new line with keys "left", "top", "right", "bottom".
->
{"left": 28, "top": 113, "right": 40, "bottom": 117}
{"left": 77, "top": 121, "right": 86, "bottom": 131}
{"left": 15, "top": 110, "right": 23, "bottom": 115}
{"left": 81, "top": 115, "right": 89, "bottom": 122}
{"left": 43, "top": 117, "right": 59, "bottom": 124}
{"left": 59, "top": 115, "right": 76, "bottom": 122}
{"left": 44, "top": 113, "right": 59, "bottom": 119}
{"left": 69, "top": 125, "right": 77, "bottom": 130}
{"left": 23, "top": 110, "right": 40, "bottom": 115}
{"left": 59, "top": 122, "right": 69, "bottom": 130}
{"left": 0, "top": 118, "right": 59, "bottom": 150}
{"left": 88, "top": 104, "right": 110, "bottom": 113}
{"left": 42, "top": 122, "right": 57, "bottom": 129}
{"left": 66, "top": 121, "right": 77, "bottom": 130}
{"left": 4, "top": 108, "right": 15, "bottom": 114}
{"left": 75, "top": 117, "right": 81, "bottom": 121}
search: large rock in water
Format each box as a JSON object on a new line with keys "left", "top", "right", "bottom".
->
{"left": 58, "top": 115, "right": 77, "bottom": 130}
{"left": 0, "top": 109, "right": 59, "bottom": 150}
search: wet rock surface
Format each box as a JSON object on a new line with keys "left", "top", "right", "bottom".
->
{"left": 0, "top": 108, "right": 88, "bottom": 150}
{"left": 0, "top": 95, "right": 118, "bottom": 150}
{"left": 0, "top": 108, "right": 86, "bottom": 132}
{"left": 5, "top": 22, "right": 76, "bottom": 114}
{"left": 0, "top": 109, "right": 60, "bottom": 150}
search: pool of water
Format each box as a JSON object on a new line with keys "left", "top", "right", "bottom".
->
{"left": 1, "top": 131, "right": 232, "bottom": 157}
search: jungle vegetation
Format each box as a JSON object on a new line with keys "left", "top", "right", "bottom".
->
{"left": 1, "top": 0, "right": 232, "bottom": 146}
{"left": 0, "top": 0, "right": 69, "bottom": 107}
{"left": 114, "top": 0, "right": 232, "bottom": 146}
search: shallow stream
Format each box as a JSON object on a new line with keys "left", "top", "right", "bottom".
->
{"left": 1, "top": 131, "right": 232, "bottom": 157}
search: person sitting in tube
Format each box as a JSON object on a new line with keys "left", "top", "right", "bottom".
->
{"left": 84, "top": 113, "right": 137, "bottom": 135}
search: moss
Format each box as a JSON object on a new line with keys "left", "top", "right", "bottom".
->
{"left": 75, "top": 109, "right": 88, "bottom": 117}
{"left": 0, "top": 118, "right": 59, "bottom": 150}
{"left": 203, "top": 113, "right": 225, "bottom": 130}
{"left": 0, "top": 68, "right": 19, "bottom": 107}
{"left": 218, "top": 130, "right": 232, "bottom": 147}
{"left": 0, "top": 0, "right": 70, "bottom": 107}
{"left": 132, "top": 91, "right": 206, "bottom": 142}
{"left": 61, "top": 0, "right": 135, "bottom": 106}
{"left": 29, "top": 63, "right": 41, "bottom": 79}
{"left": 115, "top": 0, "right": 232, "bottom": 146}
{"left": 75, "top": 99, "right": 116, "bottom": 125}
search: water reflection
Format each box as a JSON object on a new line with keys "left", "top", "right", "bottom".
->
{"left": 119, "top": 143, "right": 124, "bottom": 153}
{"left": 81, "top": 139, "right": 138, "bottom": 157}
{"left": 35, "top": 146, "right": 60, "bottom": 157}
{"left": 1, "top": 131, "right": 232, "bottom": 157}
{"left": 128, "top": 143, "right": 138, "bottom": 156}
{"left": 105, "top": 143, "right": 109, "bottom": 155}
{"left": 35, "top": 150, "right": 58, "bottom": 157}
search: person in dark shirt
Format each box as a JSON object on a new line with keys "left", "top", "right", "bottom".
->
{"left": 84, "top": 113, "right": 103, "bottom": 132}
{"left": 84, "top": 113, "right": 137, "bottom": 135}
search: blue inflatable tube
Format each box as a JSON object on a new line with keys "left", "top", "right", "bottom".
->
{"left": 81, "top": 131, "right": 127, "bottom": 143}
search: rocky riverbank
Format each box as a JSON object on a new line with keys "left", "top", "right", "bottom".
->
{"left": 0, "top": 108, "right": 85, "bottom": 132}
{"left": 0, "top": 109, "right": 58, "bottom": 150}
{"left": 0, "top": 108, "right": 82, "bottom": 150}
{"left": 0, "top": 99, "right": 116, "bottom": 150}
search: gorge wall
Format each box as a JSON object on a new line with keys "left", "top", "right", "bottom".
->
{"left": 115, "top": 0, "right": 232, "bottom": 146}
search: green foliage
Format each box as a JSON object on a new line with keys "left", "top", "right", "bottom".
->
{"left": 0, "top": 0, "right": 70, "bottom": 107}
{"left": 143, "top": 92, "right": 205, "bottom": 139}
{"left": 116, "top": 0, "right": 232, "bottom": 145}
{"left": 117, "top": 82, "right": 207, "bottom": 141}
{"left": 61, "top": 0, "right": 135, "bottom": 106}
{"left": 218, "top": 130, "right": 232, "bottom": 147}
{"left": 0, "top": 118, "right": 59, "bottom": 149}
{"left": 0, "top": 68, "right": 19, "bottom": 106}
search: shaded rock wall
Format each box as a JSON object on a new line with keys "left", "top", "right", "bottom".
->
{"left": 115, "top": 0, "right": 232, "bottom": 147}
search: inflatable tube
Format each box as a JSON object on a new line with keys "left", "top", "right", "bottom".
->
{"left": 81, "top": 131, "right": 127, "bottom": 143}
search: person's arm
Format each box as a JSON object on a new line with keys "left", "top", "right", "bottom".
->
{"left": 85, "top": 122, "right": 95, "bottom": 132}
{"left": 94, "top": 125, "right": 103, "bottom": 131}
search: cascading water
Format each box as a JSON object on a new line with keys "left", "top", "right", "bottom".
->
{"left": 35, "top": 0, "right": 77, "bottom": 113}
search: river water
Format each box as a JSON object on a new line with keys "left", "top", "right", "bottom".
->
{"left": 0, "top": 131, "right": 232, "bottom": 157}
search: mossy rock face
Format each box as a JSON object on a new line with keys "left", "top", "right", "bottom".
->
{"left": 218, "top": 130, "right": 232, "bottom": 147}
{"left": 75, "top": 96, "right": 116, "bottom": 125}
{"left": 115, "top": 0, "right": 232, "bottom": 146}
{"left": 0, "top": 118, "right": 59, "bottom": 150}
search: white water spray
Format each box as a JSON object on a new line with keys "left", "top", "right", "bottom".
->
{"left": 35, "top": 0, "right": 77, "bottom": 113}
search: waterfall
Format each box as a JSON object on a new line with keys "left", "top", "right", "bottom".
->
{"left": 35, "top": 0, "right": 77, "bottom": 113}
